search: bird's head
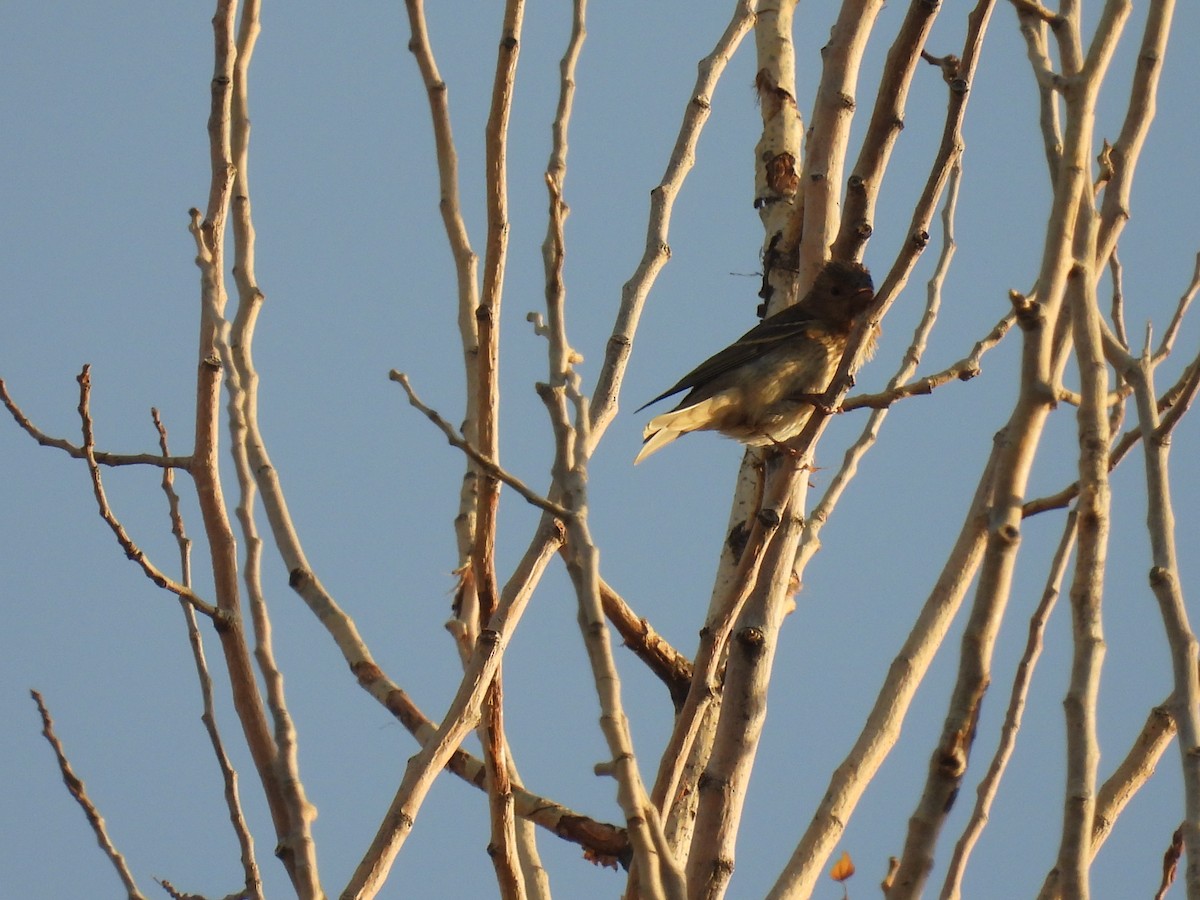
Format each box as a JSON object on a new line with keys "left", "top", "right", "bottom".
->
{"left": 802, "top": 260, "right": 876, "bottom": 331}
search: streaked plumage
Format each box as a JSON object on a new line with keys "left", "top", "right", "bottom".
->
{"left": 635, "top": 260, "right": 875, "bottom": 463}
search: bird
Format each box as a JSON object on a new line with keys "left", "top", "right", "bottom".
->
{"left": 634, "top": 259, "right": 875, "bottom": 464}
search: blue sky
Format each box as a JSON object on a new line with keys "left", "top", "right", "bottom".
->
{"left": 2, "top": 3, "right": 1198, "bottom": 898}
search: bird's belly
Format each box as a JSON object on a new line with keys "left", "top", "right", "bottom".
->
{"left": 715, "top": 350, "right": 835, "bottom": 444}
{"left": 718, "top": 403, "right": 815, "bottom": 445}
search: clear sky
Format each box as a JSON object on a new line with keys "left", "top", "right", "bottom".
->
{"left": 2, "top": 3, "right": 1198, "bottom": 898}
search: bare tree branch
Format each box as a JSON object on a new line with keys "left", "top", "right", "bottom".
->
{"left": 941, "top": 512, "right": 1077, "bottom": 900}
{"left": 588, "top": 0, "right": 756, "bottom": 443}
{"left": 0, "top": 379, "right": 191, "bottom": 468}
{"left": 154, "top": 409, "right": 263, "bottom": 900}
{"left": 391, "top": 371, "right": 573, "bottom": 520}
{"left": 30, "top": 690, "right": 148, "bottom": 900}
{"left": 73, "top": 366, "right": 219, "bottom": 619}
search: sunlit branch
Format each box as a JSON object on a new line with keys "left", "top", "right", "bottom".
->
{"left": 31, "top": 690, "right": 148, "bottom": 900}
{"left": 391, "top": 371, "right": 573, "bottom": 520}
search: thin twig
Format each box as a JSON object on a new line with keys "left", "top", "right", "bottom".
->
{"left": 1126, "top": 340, "right": 1200, "bottom": 897}
{"left": 1108, "top": 251, "right": 1130, "bottom": 350}
{"left": 30, "top": 690, "right": 148, "bottom": 900}
{"left": 1152, "top": 251, "right": 1200, "bottom": 364}
{"left": 391, "top": 370, "right": 573, "bottom": 520}
{"left": 1023, "top": 349, "right": 1200, "bottom": 517}
{"left": 154, "top": 409, "right": 263, "bottom": 899}
{"left": 73, "top": 367, "right": 219, "bottom": 618}
{"left": 840, "top": 312, "right": 1015, "bottom": 411}
{"left": 0, "top": 377, "right": 191, "bottom": 468}
{"left": 1155, "top": 825, "right": 1184, "bottom": 900}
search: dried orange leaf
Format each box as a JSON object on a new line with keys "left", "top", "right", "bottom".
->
{"left": 830, "top": 850, "right": 856, "bottom": 882}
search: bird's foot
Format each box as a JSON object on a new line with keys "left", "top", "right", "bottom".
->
{"left": 789, "top": 391, "right": 841, "bottom": 416}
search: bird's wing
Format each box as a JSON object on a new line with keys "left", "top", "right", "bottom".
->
{"left": 636, "top": 303, "right": 819, "bottom": 411}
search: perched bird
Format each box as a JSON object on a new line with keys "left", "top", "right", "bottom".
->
{"left": 634, "top": 259, "right": 875, "bottom": 464}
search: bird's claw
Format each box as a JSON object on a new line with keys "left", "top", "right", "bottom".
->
{"left": 790, "top": 391, "right": 840, "bottom": 416}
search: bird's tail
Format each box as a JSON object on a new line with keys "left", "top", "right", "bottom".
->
{"left": 634, "top": 423, "right": 682, "bottom": 464}
{"left": 635, "top": 398, "right": 730, "bottom": 464}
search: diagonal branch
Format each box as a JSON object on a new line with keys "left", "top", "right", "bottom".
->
{"left": 30, "top": 690, "right": 148, "bottom": 900}
{"left": 598, "top": 576, "right": 693, "bottom": 708}
{"left": 588, "top": 0, "right": 756, "bottom": 444}
{"left": 391, "top": 370, "right": 573, "bottom": 520}
{"left": 941, "top": 512, "right": 1077, "bottom": 899}
{"left": 841, "top": 312, "right": 1017, "bottom": 412}
{"left": 73, "top": 366, "right": 219, "bottom": 619}
{"left": 833, "top": 0, "right": 943, "bottom": 261}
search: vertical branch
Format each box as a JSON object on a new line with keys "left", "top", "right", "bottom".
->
{"left": 1095, "top": 0, "right": 1177, "bottom": 267}
{"left": 768, "top": 6, "right": 999, "bottom": 896}
{"left": 1055, "top": 208, "right": 1110, "bottom": 898}
{"left": 187, "top": 2, "right": 295, "bottom": 883}
{"left": 886, "top": 1, "right": 1131, "bottom": 894}
{"left": 794, "top": 0, "right": 884, "bottom": 278}
{"left": 649, "top": 465, "right": 799, "bottom": 815}
{"left": 648, "top": 6, "right": 802, "bottom": 856}
{"left": 475, "top": 0, "right": 525, "bottom": 626}
{"left": 649, "top": 2, "right": 801, "bottom": 864}
{"left": 541, "top": 0, "right": 586, "bottom": 388}
{"left": 1038, "top": 700, "right": 1184, "bottom": 899}
{"left": 539, "top": 5, "right": 678, "bottom": 892}
{"left": 482, "top": 679, "right": 524, "bottom": 900}
{"left": 401, "top": 0, "right": 484, "bottom": 642}
{"left": 155, "top": 410, "right": 263, "bottom": 900}
{"left": 474, "top": 4, "right": 525, "bottom": 894}
{"left": 544, "top": 376, "right": 686, "bottom": 900}
{"left": 888, "top": 0, "right": 1128, "bottom": 892}
{"left": 832, "top": 0, "right": 942, "bottom": 261}
{"left": 685, "top": 485, "right": 808, "bottom": 900}
{"left": 222, "top": 2, "right": 323, "bottom": 895}
{"left": 1011, "top": 7, "right": 1064, "bottom": 183}
{"left": 1125, "top": 349, "right": 1200, "bottom": 897}
{"left": 754, "top": 0, "right": 804, "bottom": 311}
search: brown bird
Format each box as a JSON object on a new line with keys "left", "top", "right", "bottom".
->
{"left": 634, "top": 260, "right": 875, "bottom": 464}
